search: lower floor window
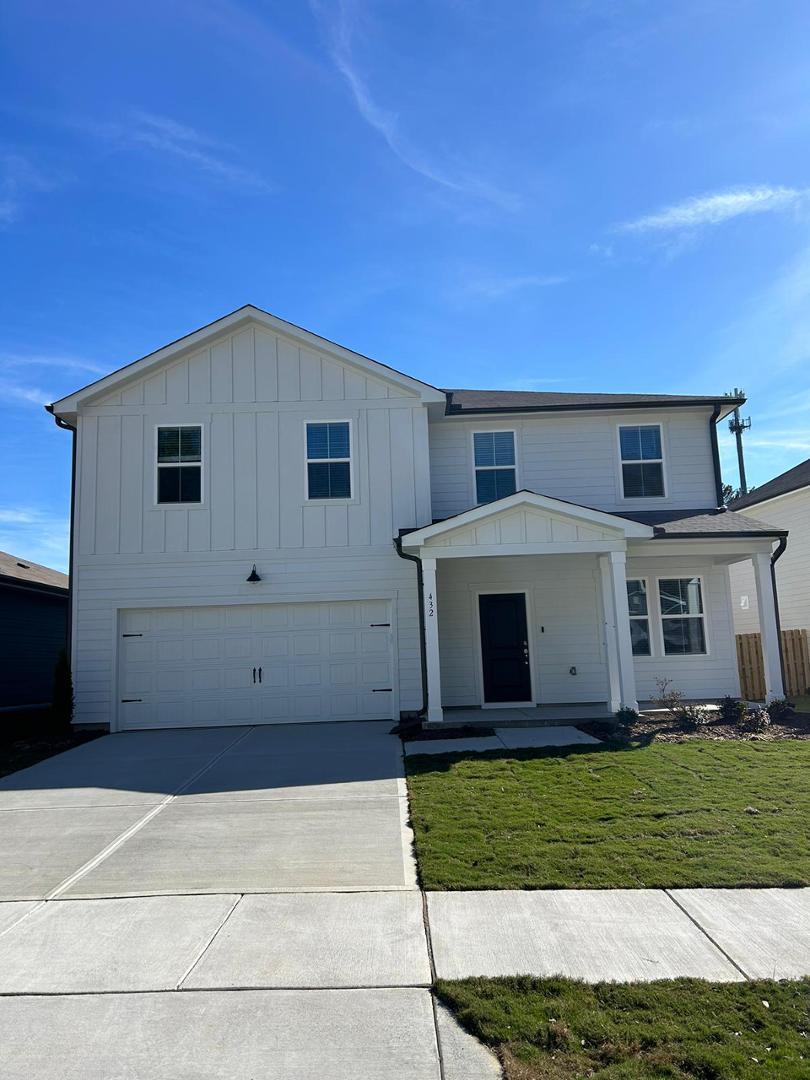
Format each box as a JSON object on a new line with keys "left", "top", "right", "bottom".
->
{"left": 659, "top": 577, "right": 706, "bottom": 655}
{"left": 626, "top": 579, "right": 651, "bottom": 656}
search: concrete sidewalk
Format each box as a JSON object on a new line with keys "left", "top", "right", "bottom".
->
{"left": 427, "top": 887, "right": 810, "bottom": 982}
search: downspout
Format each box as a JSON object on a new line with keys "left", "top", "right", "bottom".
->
{"left": 709, "top": 402, "right": 725, "bottom": 507}
{"left": 771, "top": 535, "right": 788, "bottom": 693}
{"left": 46, "top": 408, "right": 76, "bottom": 662}
{"left": 393, "top": 536, "right": 428, "bottom": 719}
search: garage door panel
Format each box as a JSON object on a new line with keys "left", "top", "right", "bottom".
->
{"left": 119, "top": 601, "right": 394, "bottom": 729}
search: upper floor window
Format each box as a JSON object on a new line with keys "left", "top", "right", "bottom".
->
{"left": 306, "top": 421, "right": 352, "bottom": 499}
{"left": 157, "top": 425, "right": 202, "bottom": 504}
{"left": 659, "top": 577, "right": 706, "bottom": 655}
{"left": 619, "top": 424, "right": 665, "bottom": 498}
{"left": 626, "top": 579, "right": 651, "bottom": 656}
{"left": 474, "top": 431, "right": 517, "bottom": 504}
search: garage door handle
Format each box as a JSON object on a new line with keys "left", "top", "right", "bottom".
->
{"left": 252, "top": 667, "right": 256, "bottom": 684}
{"left": 258, "top": 667, "right": 262, "bottom": 683}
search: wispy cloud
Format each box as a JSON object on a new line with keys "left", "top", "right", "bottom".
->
{"left": 309, "top": 0, "right": 518, "bottom": 210}
{"left": 0, "top": 381, "right": 52, "bottom": 406}
{"left": 79, "top": 110, "right": 269, "bottom": 190}
{"left": 0, "top": 352, "right": 106, "bottom": 408}
{"left": 617, "top": 185, "right": 805, "bottom": 235}
{"left": 0, "top": 153, "right": 58, "bottom": 226}
{"left": 0, "top": 507, "right": 69, "bottom": 572}
{"left": 458, "top": 273, "right": 568, "bottom": 300}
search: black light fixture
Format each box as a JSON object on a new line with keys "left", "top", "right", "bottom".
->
{"left": 246, "top": 564, "right": 261, "bottom": 583}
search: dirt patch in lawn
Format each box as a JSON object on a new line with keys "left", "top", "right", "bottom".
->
{"left": 0, "top": 710, "right": 103, "bottom": 780}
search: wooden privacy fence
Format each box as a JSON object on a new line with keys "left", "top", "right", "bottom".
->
{"left": 736, "top": 628, "right": 810, "bottom": 701}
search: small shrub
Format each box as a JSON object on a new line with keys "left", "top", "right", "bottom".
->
{"left": 50, "top": 649, "right": 74, "bottom": 732}
{"left": 766, "top": 697, "right": 795, "bottom": 722}
{"left": 614, "top": 706, "right": 639, "bottom": 730}
{"left": 653, "top": 677, "right": 684, "bottom": 718}
{"left": 676, "top": 703, "right": 713, "bottom": 730}
{"left": 741, "top": 707, "right": 771, "bottom": 734}
{"left": 717, "top": 696, "right": 746, "bottom": 724}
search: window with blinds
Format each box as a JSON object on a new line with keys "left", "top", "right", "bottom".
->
{"left": 156, "top": 426, "right": 202, "bottom": 504}
{"left": 473, "top": 431, "right": 517, "bottom": 504}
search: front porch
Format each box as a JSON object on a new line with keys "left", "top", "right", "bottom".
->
{"left": 400, "top": 491, "right": 786, "bottom": 725}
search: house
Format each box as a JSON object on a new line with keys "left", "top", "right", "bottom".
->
{"left": 47, "top": 305, "right": 788, "bottom": 731}
{"left": 0, "top": 551, "right": 69, "bottom": 710}
{"left": 728, "top": 459, "right": 810, "bottom": 636}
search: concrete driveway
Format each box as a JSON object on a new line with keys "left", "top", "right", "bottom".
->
{"left": 0, "top": 722, "right": 499, "bottom": 1080}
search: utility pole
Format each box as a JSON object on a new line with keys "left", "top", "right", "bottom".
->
{"left": 728, "top": 387, "right": 751, "bottom": 495}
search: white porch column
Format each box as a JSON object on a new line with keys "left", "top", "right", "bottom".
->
{"left": 752, "top": 551, "right": 784, "bottom": 702}
{"left": 598, "top": 555, "right": 622, "bottom": 713}
{"left": 601, "top": 550, "right": 639, "bottom": 711}
{"left": 421, "top": 557, "right": 444, "bottom": 724}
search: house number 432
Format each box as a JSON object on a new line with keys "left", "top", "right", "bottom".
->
{"left": 426, "top": 592, "right": 435, "bottom": 617}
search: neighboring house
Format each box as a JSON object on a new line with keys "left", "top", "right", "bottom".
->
{"left": 728, "top": 459, "right": 810, "bottom": 635}
{"left": 47, "top": 305, "right": 788, "bottom": 731}
{"left": 0, "top": 551, "right": 69, "bottom": 710}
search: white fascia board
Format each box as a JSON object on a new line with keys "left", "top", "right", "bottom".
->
{"left": 401, "top": 491, "right": 654, "bottom": 547}
{"left": 627, "top": 537, "right": 777, "bottom": 559}
{"left": 49, "top": 304, "right": 445, "bottom": 414}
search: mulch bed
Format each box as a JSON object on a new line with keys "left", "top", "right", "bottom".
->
{"left": 579, "top": 710, "right": 810, "bottom": 744}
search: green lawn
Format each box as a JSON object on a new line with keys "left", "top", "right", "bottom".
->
{"left": 438, "top": 976, "right": 810, "bottom": 1079}
{"left": 406, "top": 740, "right": 810, "bottom": 889}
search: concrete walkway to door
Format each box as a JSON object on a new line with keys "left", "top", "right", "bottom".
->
{"left": 0, "top": 721, "right": 500, "bottom": 1080}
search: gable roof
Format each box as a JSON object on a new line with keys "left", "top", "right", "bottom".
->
{"left": 443, "top": 388, "right": 743, "bottom": 419}
{"left": 0, "top": 551, "right": 69, "bottom": 593}
{"left": 48, "top": 304, "right": 446, "bottom": 415}
{"left": 728, "top": 458, "right": 810, "bottom": 511}
{"left": 400, "top": 490, "right": 654, "bottom": 548}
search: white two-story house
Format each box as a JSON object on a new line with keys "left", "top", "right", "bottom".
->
{"left": 48, "top": 306, "right": 787, "bottom": 731}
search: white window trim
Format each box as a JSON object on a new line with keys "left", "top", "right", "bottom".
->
{"left": 472, "top": 586, "right": 537, "bottom": 708}
{"left": 304, "top": 418, "right": 355, "bottom": 503}
{"left": 471, "top": 429, "right": 519, "bottom": 506}
{"left": 655, "top": 574, "right": 710, "bottom": 657}
{"left": 154, "top": 423, "right": 205, "bottom": 507}
{"left": 616, "top": 422, "right": 668, "bottom": 501}
{"left": 626, "top": 576, "right": 653, "bottom": 658}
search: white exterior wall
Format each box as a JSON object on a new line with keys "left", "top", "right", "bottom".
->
{"left": 428, "top": 409, "right": 717, "bottom": 519}
{"left": 626, "top": 555, "right": 740, "bottom": 700}
{"left": 728, "top": 489, "right": 810, "bottom": 634}
{"left": 71, "top": 322, "right": 430, "bottom": 726}
{"left": 436, "top": 553, "right": 739, "bottom": 707}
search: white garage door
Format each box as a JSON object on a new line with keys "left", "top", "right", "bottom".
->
{"left": 118, "top": 600, "right": 395, "bottom": 730}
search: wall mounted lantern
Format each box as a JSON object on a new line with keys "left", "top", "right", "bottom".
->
{"left": 246, "top": 564, "right": 262, "bottom": 583}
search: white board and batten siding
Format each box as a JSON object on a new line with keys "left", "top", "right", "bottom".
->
{"left": 428, "top": 409, "right": 717, "bottom": 521}
{"left": 728, "top": 488, "right": 810, "bottom": 634}
{"left": 72, "top": 323, "right": 431, "bottom": 729}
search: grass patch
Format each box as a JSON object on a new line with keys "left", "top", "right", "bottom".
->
{"left": 406, "top": 740, "right": 810, "bottom": 889}
{"left": 438, "top": 976, "right": 810, "bottom": 1079}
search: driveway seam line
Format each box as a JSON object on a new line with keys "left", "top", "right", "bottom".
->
{"left": 663, "top": 888, "right": 751, "bottom": 980}
{"left": 175, "top": 894, "right": 244, "bottom": 990}
{"left": 0, "top": 901, "right": 48, "bottom": 941}
{"left": 0, "top": 984, "right": 433, "bottom": 998}
{"left": 43, "top": 727, "right": 257, "bottom": 901}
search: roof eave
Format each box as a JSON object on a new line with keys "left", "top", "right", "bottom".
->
{"left": 443, "top": 397, "right": 744, "bottom": 419}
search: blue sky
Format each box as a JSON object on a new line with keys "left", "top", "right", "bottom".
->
{"left": 2, "top": 0, "right": 810, "bottom": 571}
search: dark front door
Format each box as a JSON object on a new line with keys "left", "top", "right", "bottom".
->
{"left": 478, "top": 593, "right": 532, "bottom": 704}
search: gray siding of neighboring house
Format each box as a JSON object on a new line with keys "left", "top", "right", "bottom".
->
{"left": 728, "top": 488, "right": 810, "bottom": 634}
{"left": 0, "top": 586, "right": 68, "bottom": 708}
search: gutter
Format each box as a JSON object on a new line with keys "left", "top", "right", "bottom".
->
{"left": 709, "top": 402, "right": 725, "bottom": 507}
{"left": 771, "top": 535, "right": 788, "bottom": 692}
{"left": 444, "top": 398, "right": 746, "bottom": 418}
{"left": 45, "top": 406, "right": 76, "bottom": 663}
{"left": 393, "top": 536, "right": 428, "bottom": 719}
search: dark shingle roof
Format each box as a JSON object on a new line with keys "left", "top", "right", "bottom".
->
{"left": 0, "top": 551, "right": 69, "bottom": 592}
{"left": 443, "top": 389, "right": 744, "bottom": 415}
{"left": 617, "top": 508, "right": 786, "bottom": 537}
{"left": 728, "top": 458, "right": 810, "bottom": 511}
